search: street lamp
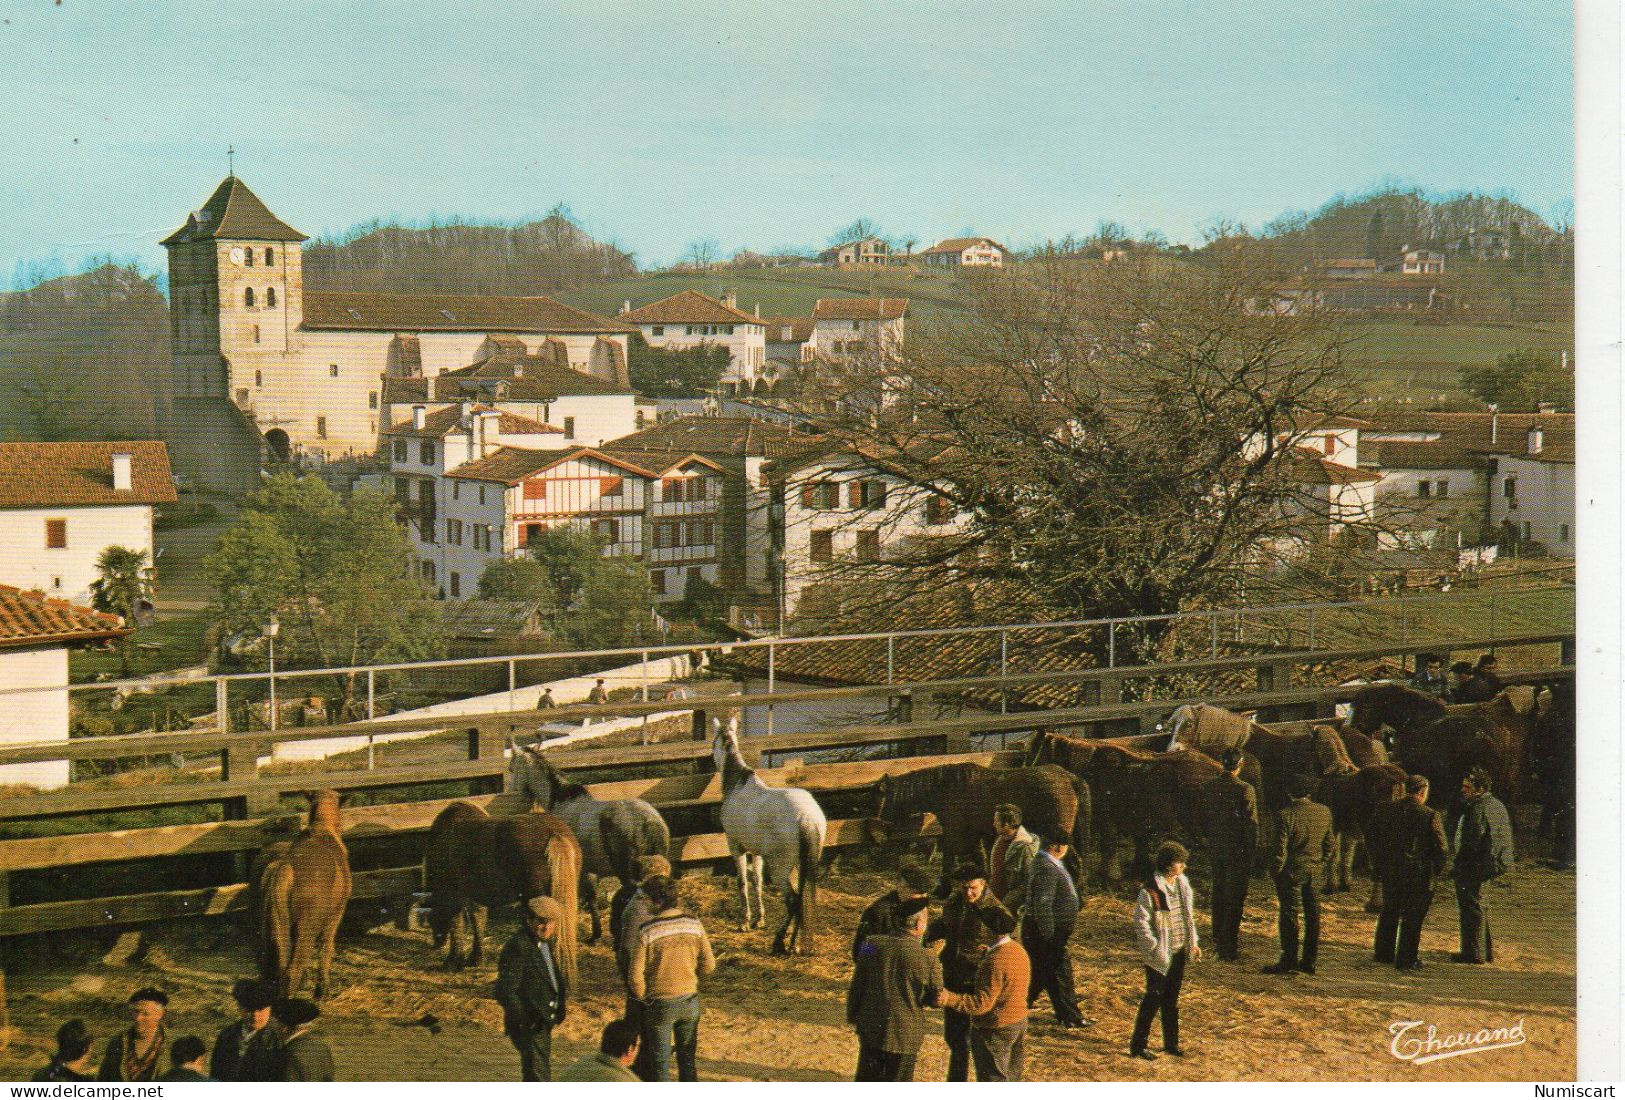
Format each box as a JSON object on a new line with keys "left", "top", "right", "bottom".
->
{"left": 263, "top": 618, "right": 280, "bottom": 731}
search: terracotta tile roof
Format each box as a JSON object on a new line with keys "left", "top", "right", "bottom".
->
{"left": 812, "top": 297, "right": 909, "bottom": 322}
{"left": 448, "top": 446, "right": 660, "bottom": 484}
{"left": 764, "top": 316, "right": 814, "bottom": 343}
{"left": 1289, "top": 450, "right": 1383, "bottom": 485}
{"left": 0, "top": 584, "right": 129, "bottom": 650}
{"left": 382, "top": 405, "right": 562, "bottom": 440}
{"left": 0, "top": 441, "right": 177, "bottom": 509}
{"left": 619, "top": 291, "right": 764, "bottom": 327}
{"left": 1363, "top": 411, "right": 1575, "bottom": 466}
{"left": 302, "top": 291, "right": 634, "bottom": 334}
{"left": 1361, "top": 438, "right": 1484, "bottom": 470}
{"left": 382, "top": 358, "right": 632, "bottom": 403}
{"left": 919, "top": 237, "right": 1007, "bottom": 255}
{"left": 605, "top": 416, "right": 819, "bottom": 460}
{"left": 161, "top": 177, "right": 308, "bottom": 246}
{"left": 595, "top": 447, "right": 726, "bottom": 476}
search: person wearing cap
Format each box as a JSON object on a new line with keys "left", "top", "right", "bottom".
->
{"left": 32, "top": 1020, "right": 96, "bottom": 1081}
{"left": 923, "top": 863, "right": 1010, "bottom": 1081}
{"left": 211, "top": 977, "right": 284, "bottom": 1082}
{"left": 1366, "top": 774, "right": 1449, "bottom": 971}
{"left": 934, "top": 904, "right": 1031, "bottom": 1081}
{"left": 1199, "top": 748, "right": 1258, "bottom": 962}
{"left": 496, "top": 895, "right": 569, "bottom": 1081}
{"left": 846, "top": 894, "right": 943, "bottom": 1081}
{"left": 272, "top": 998, "right": 333, "bottom": 1081}
{"left": 852, "top": 857, "right": 937, "bottom": 962}
{"left": 558, "top": 1019, "right": 643, "bottom": 1082}
{"left": 628, "top": 875, "right": 715, "bottom": 1082}
{"left": 98, "top": 988, "right": 169, "bottom": 1081}
{"left": 1129, "top": 842, "right": 1201, "bottom": 1061}
{"left": 1263, "top": 776, "right": 1334, "bottom": 976}
{"left": 159, "top": 1036, "right": 214, "bottom": 1082}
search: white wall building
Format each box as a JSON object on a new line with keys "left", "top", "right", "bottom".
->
{"left": 917, "top": 237, "right": 1010, "bottom": 269}
{"left": 809, "top": 298, "right": 908, "bottom": 362}
{"left": 619, "top": 290, "right": 768, "bottom": 397}
{"left": 0, "top": 442, "right": 177, "bottom": 605}
{"left": 1488, "top": 424, "right": 1575, "bottom": 557}
{"left": 0, "top": 585, "right": 129, "bottom": 789}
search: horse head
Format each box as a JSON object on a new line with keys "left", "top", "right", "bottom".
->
{"left": 304, "top": 790, "right": 342, "bottom": 834}
{"left": 711, "top": 715, "right": 741, "bottom": 768}
{"left": 506, "top": 741, "right": 555, "bottom": 808}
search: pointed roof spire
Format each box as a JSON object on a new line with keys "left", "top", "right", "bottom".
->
{"left": 161, "top": 177, "right": 307, "bottom": 246}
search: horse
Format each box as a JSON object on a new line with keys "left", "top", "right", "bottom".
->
{"left": 259, "top": 790, "right": 353, "bottom": 1000}
{"left": 1166, "top": 703, "right": 1387, "bottom": 811}
{"left": 869, "top": 762, "right": 1090, "bottom": 891}
{"left": 1349, "top": 682, "right": 1537, "bottom": 810}
{"left": 1314, "top": 762, "right": 1407, "bottom": 910}
{"left": 1032, "top": 731, "right": 1228, "bottom": 882}
{"left": 423, "top": 801, "right": 582, "bottom": 981}
{"left": 712, "top": 716, "right": 825, "bottom": 955}
{"left": 507, "top": 741, "right": 671, "bottom": 943}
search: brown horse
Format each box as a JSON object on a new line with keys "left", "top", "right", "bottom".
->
{"left": 1033, "top": 732, "right": 1230, "bottom": 882}
{"left": 259, "top": 790, "right": 353, "bottom": 1000}
{"left": 423, "top": 802, "right": 582, "bottom": 982}
{"left": 1350, "top": 683, "right": 1537, "bottom": 810}
{"left": 870, "top": 763, "right": 1089, "bottom": 890}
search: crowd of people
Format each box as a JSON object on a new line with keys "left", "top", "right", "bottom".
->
{"left": 26, "top": 759, "right": 1521, "bottom": 1084}
{"left": 31, "top": 981, "right": 333, "bottom": 1082}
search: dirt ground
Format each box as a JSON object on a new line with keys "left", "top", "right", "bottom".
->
{"left": 0, "top": 859, "right": 1573, "bottom": 1083}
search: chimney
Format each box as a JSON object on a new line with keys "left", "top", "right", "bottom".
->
{"left": 754, "top": 303, "right": 761, "bottom": 318}
{"left": 111, "top": 452, "right": 132, "bottom": 492}
{"left": 478, "top": 409, "right": 501, "bottom": 456}
{"left": 1528, "top": 425, "right": 1544, "bottom": 455}
{"left": 1488, "top": 405, "right": 1499, "bottom": 444}
{"left": 426, "top": 375, "right": 437, "bottom": 401}
{"left": 621, "top": 299, "right": 631, "bottom": 316}
{"left": 412, "top": 405, "right": 426, "bottom": 430}
{"left": 722, "top": 290, "right": 737, "bottom": 310}
{"left": 459, "top": 399, "right": 474, "bottom": 424}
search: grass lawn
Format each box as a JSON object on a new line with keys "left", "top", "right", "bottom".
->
{"left": 1341, "top": 319, "right": 1575, "bottom": 403}
{"left": 70, "top": 610, "right": 213, "bottom": 683}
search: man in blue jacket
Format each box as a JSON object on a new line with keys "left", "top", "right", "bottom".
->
{"left": 1022, "top": 837, "right": 1091, "bottom": 1029}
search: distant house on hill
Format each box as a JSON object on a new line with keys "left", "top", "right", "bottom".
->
{"left": 1313, "top": 258, "right": 1377, "bottom": 280}
{"left": 819, "top": 237, "right": 891, "bottom": 267}
{"left": 918, "top": 237, "right": 1009, "bottom": 269}
{"left": 0, "top": 441, "right": 177, "bottom": 606}
{"left": 1400, "top": 247, "right": 1446, "bottom": 275}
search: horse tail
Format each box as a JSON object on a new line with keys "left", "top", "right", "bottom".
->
{"left": 261, "top": 858, "right": 296, "bottom": 995}
{"left": 795, "top": 815, "right": 822, "bottom": 943}
{"left": 546, "top": 833, "right": 580, "bottom": 985}
{"left": 1069, "top": 773, "right": 1093, "bottom": 889}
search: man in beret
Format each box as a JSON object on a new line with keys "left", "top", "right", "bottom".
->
{"left": 935, "top": 905, "right": 1031, "bottom": 1081}
{"left": 98, "top": 988, "right": 168, "bottom": 1081}
{"left": 1199, "top": 748, "right": 1258, "bottom": 962}
{"left": 496, "top": 895, "right": 569, "bottom": 1081}
{"left": 846, "top": 895, "right": 943, "bottom": 1081}
{"left": 852, "top": 857, "right": 938, "bottom": 962}
{"left": 272, "top": 999, "right": 333, "bottom": 1081}
{"left": 211, "top": 977, "right": 284, "bottom": 1082}
{"left": 924, "top": 863, "right": 1011, "bottom": 1081}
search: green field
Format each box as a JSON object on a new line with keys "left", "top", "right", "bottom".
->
{"left": 1340, "top": 320, "right": 1574, "bottom": 403}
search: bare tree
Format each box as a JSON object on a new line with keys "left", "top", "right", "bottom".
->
{"left": 792, "top": 251, "right": 1365, "bottom": 664}
{"left": 829, "top": 218, "right": 880, "bottom": 246}
{"left": 680, "top": 238, "right": 722, "bottom": 271}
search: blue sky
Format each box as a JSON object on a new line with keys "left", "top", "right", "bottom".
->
{"left": 1, "top": 0, "right": 1572, "bottom": 282}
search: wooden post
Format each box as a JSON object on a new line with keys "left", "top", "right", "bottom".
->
{"left": 1098, "top": 677, "right": 1123, "bottom": 705}
{"left": 468, "top": 724, "right": 505, "bottom": 763}
{"left": 691, "top": 708, "right": 709, "bottom": 742}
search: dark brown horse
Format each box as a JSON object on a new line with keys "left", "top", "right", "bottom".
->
{"left": 1315, "top": 762, "right": 1407, "bottom": 906}
{"left": 423, "top": 802, "right": 582, "bottom": 981}
{"left": 870, "top": 762, "right": 1089, "bottom": 890}
{"left": 259, "top": 790, "right": 352, "bottom": 1000}
{"left": 1350, "top": 682, "right": 1537, "bottom": 810}
{"left": 1033, "top": 732, "right": 1226, "bottom": 882}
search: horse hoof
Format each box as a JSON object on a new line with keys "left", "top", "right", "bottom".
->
{"left": 736, "top": 923, "right": 750, "bottom": 933}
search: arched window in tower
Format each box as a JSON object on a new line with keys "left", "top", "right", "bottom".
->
{"left": 265, "top": 248, "right": 275, "bottom": 266}
{"left": 246, "top": 249, "right": 255, "bottom": 267}
{"left": 267, "top": 287, "right": 277, "bottom": 308}
{"left": 244, "top": 287, "right": 255, "bottom": 308}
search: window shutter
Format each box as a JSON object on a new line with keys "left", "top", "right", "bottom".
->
{"left": 45, "top": 519, "right": 67, "bottom": 549}
{"left": 600, "top": 476, "right": 622, "bottom": 497}
{"left": 801, "top": 484, "right": 817, "bottom": 507}
{"left": 524, "top": 479, "right": 547, "bottom": 501}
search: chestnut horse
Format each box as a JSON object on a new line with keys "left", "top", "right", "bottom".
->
{"left": 423, "top": 802, "right": 582, "bottom": 981}
{"left": 259, "top": 790, "right": 353, "bottom": 1000}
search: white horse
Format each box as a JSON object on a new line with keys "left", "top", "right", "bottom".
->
{"left": 711, "top": 716, "right": 826, "bottom": 955}
{"left": 507, "top": 741, "right": 671, "bottom": 943}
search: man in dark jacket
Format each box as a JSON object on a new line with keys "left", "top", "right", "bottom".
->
{"left": 847, "top": 897, "right": 944, "bottom": 1081}
{"left": 1263, "top": 777, "right": 1334, "bottom": 975}
{"left": 1199, "top": 748, "right": 1258, "bottom": 962}
{"left": 1409, "top": 656, "right": 1450, "bottom": 701}
{"left": 158, "top": 1036, "right": 214, "bottom": 1082}
{"left": 272, "top": 999, "right": 334, "bottom": 1082}
{"left": 923, "top": 863, "right": 1011, "bottom": 1081}
{"left": 495, "top": 895, "right": 569, "bottom": 1080}
{"left": 852, "top": 857, "right": 937, "bottom": 962}
{"left": 32, "top": 1020, "right": 96, "bottom": 1081}
{"left": 1456, "top": 655, "right": 1503, "bottom": 704}
{"left": 1450, "top": 766, "right": 1514, "bottom": 964}
{"left": 1022, "top": 838, "right": 1089, "bottom": 1028}
{"left": 211, "top": 978, "right": 283, "bottom": 1082}
{"left": 1367, "top": 774, "right": 1450, "bottom": 970}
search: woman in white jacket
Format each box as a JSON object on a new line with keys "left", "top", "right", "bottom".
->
{"left": 1129, "top": 842, "right": 1200, "bottom": 1060}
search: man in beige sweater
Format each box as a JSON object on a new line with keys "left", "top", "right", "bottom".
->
{"left": 627, "top": 876, "right": 716, "bottom": 1082}
{"left": 934, "top": 905, "right": 1031, "bottom": 1081}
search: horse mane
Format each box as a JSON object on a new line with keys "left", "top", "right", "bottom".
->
{"left": 884, "top": 762, "right": 982, "bottom": 816}
{"left": 307, "top": 790, "right": 342, "bottom": 835}
{"left": 537, "top": 753, "right": 589, "bottom": 803}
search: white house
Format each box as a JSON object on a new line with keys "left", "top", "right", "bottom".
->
{"left": 1487, "top": 422, "right": 1575, "bottom": 557}
{"left": 0, "top": 585, "right": 129, "bottom": 789}
{"left": 1400, "top": 247, "right": 1446, "bottom": 275}
{"left": 818, "top": 238, "right": 891, "bottom": 266}
{"left": 809, "top": 298, "right": 908, "bottom": 362}
{"left": 917, "top": 237, "right": 1009, "bottom": 269}
{"left": 618, "top": 290, "right": 768, "bottom": 396}
{"left": 0, "top": 441, "right": 177, "bottom": 605}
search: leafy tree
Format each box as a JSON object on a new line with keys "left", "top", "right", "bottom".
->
{"left": 679, "top": 570, "right": 726, "bottom": 622}
{"left": 89, "top": 546, "right": 152, "bottom": 676}
{"left": 1459, "top": 350, "right": 1573, "bottom": 411}
{"left": 204, "top": 473, "right": 443, "bottom": 703}
{"left": 476, "top": 557, "right": 561, "bottom": 607}
{"left": 626, "top": 335, "right": 731, "bottom": 397}
{"left": 522, "top": 527, "right": 656, "bottom": 648}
